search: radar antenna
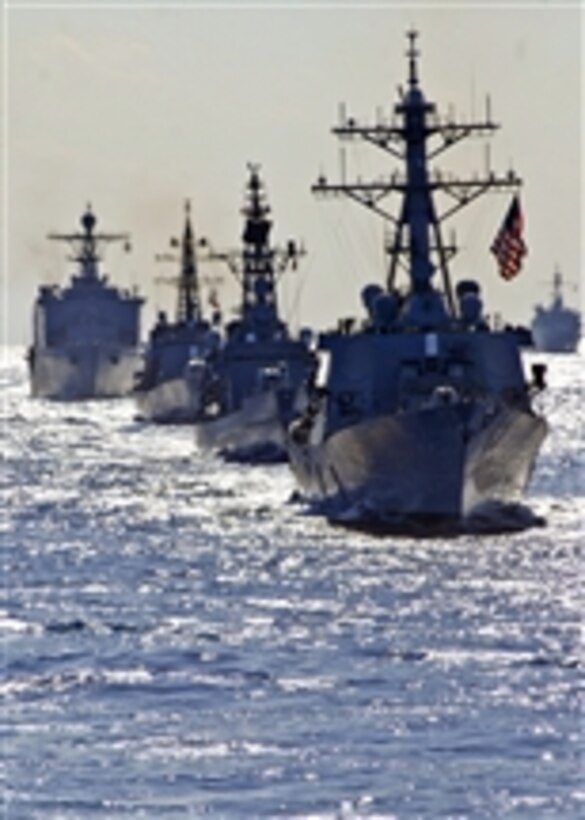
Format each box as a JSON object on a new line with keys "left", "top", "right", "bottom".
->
{"left": 313, "top": 30, "right": 521, "bottom": 316}
{"left": 48, "top": 205, "right": 131, "bottom": 282}
{"left": 201, "top": 165, "right": 305, "bottom": 334}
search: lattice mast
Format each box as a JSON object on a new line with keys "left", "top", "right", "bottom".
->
{"left": 175, "top": 201, "right": 202, "bottom": 322}
{"left": 48, "top": 206, "right": 130, "bottom": 281}
{"left": 155, "top": 200, "right": 203, "bottom": 323}
{"left": 313, "top": 30, "right": 521, "bottom": 316}
{"left": 205, "top": 165, "right": 303, "bottom": 327}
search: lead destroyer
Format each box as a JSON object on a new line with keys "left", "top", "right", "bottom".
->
{"left": 288, "top": 32, "right": 547, "bottom": 526}
{"left": 28, "top": 207, "right": 143, "bottom": 400}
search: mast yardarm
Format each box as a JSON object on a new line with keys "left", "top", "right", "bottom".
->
{"left": 313, "top": 30, "right": 521, "bottom": 319}
{"left": 203, "top": 165, "right": 304, "bottom": 337}
{"left": 154, "top": 200, "right": 203, "bottom": 324}
{"left": 48, "top": 205, "right": 130, "bottom": 283}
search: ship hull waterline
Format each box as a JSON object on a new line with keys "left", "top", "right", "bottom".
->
{"left": 531, "top": 317, "right": 581, "bottom": 353}
{"left": 194, "top": 390, "right": 288, "bottom": 463}
{"left": 135, "top": 376, "right": 200, "bottom": 424}
{"left": 288, "top": 403, "right": 548, "bottom": 530}
{"left": 29, "top": 344, "right": 142, "bottom": 400}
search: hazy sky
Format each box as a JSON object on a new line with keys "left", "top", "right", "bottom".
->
{"left": 2, "top": 1, "right": 582, "bottom": 344}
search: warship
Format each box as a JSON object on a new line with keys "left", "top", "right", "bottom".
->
{"left": 287, "top": 31, "right": 548, "bottom": 528}
{"left": 531, "top": 269, "right": 581, "bottom": 352}
{"left": 28, "top": 207, "right": 143, "bottom": 400}
{"left": 192, "top": 165, "right": 314, "bottom": 462}
{"left": 134, "top": 202, "right": 219, "bottom": 423}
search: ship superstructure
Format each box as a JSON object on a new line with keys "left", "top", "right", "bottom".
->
{"left": 192, "top": 165, "right": 314, "bottom": 462}
{"left": 531, "top": 269, "right": 581, "bottom": 353}
{"left": 287, "top": 31, "right": 547, "bottom": 527}
{"left": 134, "top": 201, "right": 219, "bottom": 423}
{"left": 28, "top": 207, "right": 143, "bottom": 400}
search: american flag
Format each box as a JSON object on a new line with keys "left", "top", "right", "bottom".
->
{"left": 490, "top": 195, "right": 527, "bottom": 280}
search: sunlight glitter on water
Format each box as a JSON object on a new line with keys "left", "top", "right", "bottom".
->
{"left": 2, "top": 347, "right": 583, "bottom": 817}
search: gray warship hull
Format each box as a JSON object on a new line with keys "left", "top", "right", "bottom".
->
{"left": 135, "top": 375, "right": 199, "bottom": 424}
{"left": 287, "top": 31, "right": 548, "bottom": 529}
{"left": 531, "top": 312, "right": 580, "bottom": 353}
{"left": 194, "top": 390, "right": 288, "bottom": 462}
{"left": 29, "top": 343, "right": 142, "bottom": 400}
{"left": 29, "top": 208, "right": 143, "bottom": 401}
{"left": 288, "top": 403, "right": 547, "bottom": 523}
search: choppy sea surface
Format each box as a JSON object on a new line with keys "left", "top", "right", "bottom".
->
{"left": 1, "top": 346, "right": 582, "bottom": 818}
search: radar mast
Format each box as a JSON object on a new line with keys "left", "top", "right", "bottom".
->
{"left": 204, "top": 165, "right": 304, "bottom": 338}
{"left": 313, "top": 30, "right": 521, "bottom": 320}
{"left": 48, "top": 205, "right": 130, "bottom": 282}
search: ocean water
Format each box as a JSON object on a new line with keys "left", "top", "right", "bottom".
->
{"left": 1, "top": 346, "right": 582, "bottom": 818}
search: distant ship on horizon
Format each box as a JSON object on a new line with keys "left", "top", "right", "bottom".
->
{"left": 530, "top": 269, "right": 581, "bottom": 353}
{"left": 28, "top": 207, "right": 144, "bottom": 400}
